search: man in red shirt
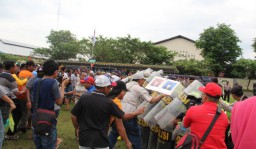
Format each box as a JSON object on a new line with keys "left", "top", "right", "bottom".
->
{"left": 183, "top": 83, "right": 229, "bottom": 149}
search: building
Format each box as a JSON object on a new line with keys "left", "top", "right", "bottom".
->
{"left": 155, "top": 35, "right": 204, "bottom": 61}
{"left": 0, "top": 38, "right": 46, "bottom": 63}
{"left": 0, "top": 38, "right": 38, "bottom": 56}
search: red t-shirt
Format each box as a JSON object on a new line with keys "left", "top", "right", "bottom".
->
{"left": 184, "top": 102, "right": 229, "bottom": 149}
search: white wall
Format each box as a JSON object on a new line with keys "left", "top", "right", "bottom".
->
{"left": 155, "top": 38, "right": 204, "bottom": 61}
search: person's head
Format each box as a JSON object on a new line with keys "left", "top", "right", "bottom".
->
{"left": 81, "top": 76, "right": 95, "bottom": 89}
{"left": 96, "top": 71, "right": 101, "bottom": 76}
{"left": 199, "top": 83, "right": 222, "bottom": 103}
{"left": 230, "top": 85, "right": 243, "bottom": 101}
{"left": 211, "top": 77, "right": 218, "bottom": 84}
{"left": 132, "top": 71, "right": 146, "bottom": 86}
{"left": 20, "top": 63, "right": 26, "bottom": 70}
{"left": 43, "top": 60, "right": 59, "bottom": 78}
{"left": 66, "top": 69, "right": 72, "bottom": 76}
{"left": 80, "top": 71, "right": 87, "bottom": 80}
{"left": 89, "top": 70, "right": 94, "bottom": 76}
{"left": 37, "top": 66, "right": 44, "bottom": 78}
{"left": 3, "top": 60, "right": 17, "bottom": 74}
{"left": 226, "top": 81, "right": 229, "bottom": 85}
{"left": 60, "top": 66, "right": 66, "bottom": 73}
{"left": 107, "top": 80, "right": 128, "bottom": 100}
{"left": 26, "top": 60, "right": 35, "bottom": 72}
{"left": 95, "top": 75, "right": 116, "bottom": 95}
{"left": 73, "top": 69, "right": 78, "bottom": 75}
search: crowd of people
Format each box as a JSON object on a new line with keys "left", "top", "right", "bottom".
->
{"left": 0, "top": 59, "right": 256, "bottom": 149}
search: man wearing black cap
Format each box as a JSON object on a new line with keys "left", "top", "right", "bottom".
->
{"left": 108, "top": 81, "right": 144, "bottom": 149}
{"left": 219, "top": 85, "right": 248, "bottom": 112}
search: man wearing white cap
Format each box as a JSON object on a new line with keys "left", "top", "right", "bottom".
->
{"left": 121, "top": 71, "right": 164, "bottom": 149}
{"left": 71, "top": 75, "right": 131, "bottom": 149}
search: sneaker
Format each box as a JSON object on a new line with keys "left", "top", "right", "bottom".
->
{"left": 5, "top": 135, "right": 20, "bottom": 140}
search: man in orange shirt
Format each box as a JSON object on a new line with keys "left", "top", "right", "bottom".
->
{"left": 17, "top": 61, "right": 35, "bottom": 132}
{"left": 108, "top": 80, "right": 145, "bottom": 149}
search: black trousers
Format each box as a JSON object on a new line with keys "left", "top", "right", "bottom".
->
{"left": 6, "top": 99, "right": 22, "bottom": 136}
{"left": 224, "top": 90, "right": 230, "bottom": 102}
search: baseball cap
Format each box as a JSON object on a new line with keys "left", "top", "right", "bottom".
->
{"left": 114, "top": 80, "right": 128, "bottom": 91}
{"left": 107, "top": 80, "right": 128, "bottom": 99}
{"left": 230, "top": 85, "right": 243, "bottom": 96}
{"left": 133, "top": 71, "right": 146, "bottom": 80}
{"left": 81, "top": 76, "right": 95, "bottom": 84}
{"left": 199, "top": 83, "right": 222, "bottom": 97}
{"left": 95, "top": 75, "right": 116, "bottom": 87}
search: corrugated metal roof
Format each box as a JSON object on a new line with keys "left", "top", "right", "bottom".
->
{"left": 0, "top": 38, "right": 39, "bottom": 49}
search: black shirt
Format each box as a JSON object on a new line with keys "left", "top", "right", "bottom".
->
{"left": 71, "top": 91, "right": 124, "bottom": 147}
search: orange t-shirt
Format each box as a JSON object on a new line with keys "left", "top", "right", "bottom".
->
{"left": 110, "top": 97, "right": 122, "bottom": 125}
{"left": 19, "top": 70, "right": 33, "bottom": 79}
{"left": 16, "top": 70, "right": 33, "bottom": 99}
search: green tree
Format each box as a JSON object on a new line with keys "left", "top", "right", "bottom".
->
{"left": 231, "top": 58, "right": 256, "bottom": 89}
{"left": 196, "top": 23, "right": 242, "bottom": 76}
{"left": 174, "top": 59, "right": 210, "bottom": 76}
{"left": 33, "top": 30, "right": 80, "bottom": 60}
{"left": 92, "top": 35, "right": 175, "bottom": 65}
{"left": 253, "top": 38, "right": 256, "bottom": 52}
{"left": 0, "top": 53, "right": 27, "bottom": 62}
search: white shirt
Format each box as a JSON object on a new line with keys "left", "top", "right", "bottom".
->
{"left": 71, "top": 74, "right": 77, "bottom": 86}
{"left": 122, "top": 81, "right": 152, "bottom": 113}
{"left": 62, "top": 72, "right": 68, "bottom": 80}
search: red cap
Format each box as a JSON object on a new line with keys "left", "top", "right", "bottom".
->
{"left": 80, "top": 80, "right": 85, "bottom": 83}
{"left": 84, "top": 76, "right": 95, "bottom": 84}
{"left": 111, "top": 82, "right": 117, "bottom": 87}
{"left": 199, "top": 83, "right": 222, "bottom": 97}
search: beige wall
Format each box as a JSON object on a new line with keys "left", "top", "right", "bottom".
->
{"left": 218, "top": 77, "right": 256, "bottom": 91}
{"left": 155, "top": 38, "right": 204, "bottom": 61}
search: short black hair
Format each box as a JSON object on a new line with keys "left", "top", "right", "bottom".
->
{"left": 20, "top": 63, "right": 26, "bottom": 69}
{"left": 3, "top": 61, "right": 15, "bottom": 70}
{"left": 230, "top": 85, "right": 243, "bottom": 97}
{"left": 211, "top": 77, "right": 218, "bottom": 83}
{"left": 132, "top": 79, "right": 140, "bottom": 82}
{"left": 26, "top": 60, "right": 35, "bottom": 68}
{"left": 43, "top": 60, "right": 59, "bottom": 76}
{"left": 60, "top": 67, "right": 66, "bottom": 72}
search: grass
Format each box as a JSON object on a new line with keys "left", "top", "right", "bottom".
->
{"left": 3, "top": 91, "right": 252, "bottom": 148}
{"left": 3, "top": 103, "right": 126, "bottom": 149}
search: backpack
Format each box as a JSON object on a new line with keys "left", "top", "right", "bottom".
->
{"left": 176, "top": 132, "right": 200, "bottom": 149}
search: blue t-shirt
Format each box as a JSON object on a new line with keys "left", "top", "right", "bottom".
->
{"left": 33, "top": 78, "right": 60, "bottom": 126}
{"left": 87, "top": 85, "right": 96, "bottom": 93}
{"left": 33, "top": 78, "right": 60, "bottom": 110}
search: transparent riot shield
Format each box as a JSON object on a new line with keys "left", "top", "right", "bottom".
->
{"left": 184, "top": 80, "right": 204, "bottom": 98}
{"left": 155, "top": 97, "right": 186, "bottom": 132}
{"left": 143, "top": 83, "right": 184, "bottom": 127}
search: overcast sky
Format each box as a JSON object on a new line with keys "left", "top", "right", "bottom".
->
{"left": 1, "top": 0, "right": 256, "bottom": 59}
